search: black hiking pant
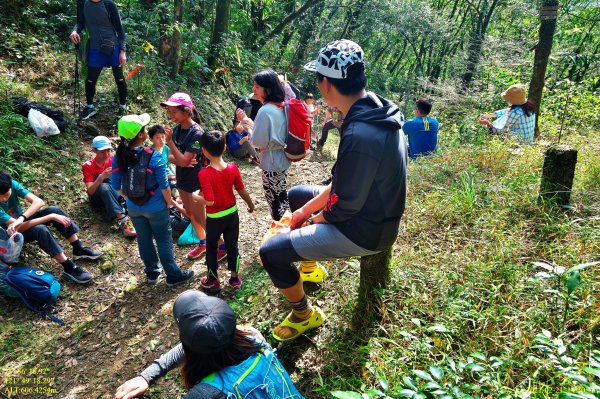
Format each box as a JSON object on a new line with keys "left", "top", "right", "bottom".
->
{"left": 22, "top": 206, "right": 80, "bottom": 258}
{"left": 205, "top": 210, "right": 240, "bottom": 280}
{"left": 318, "top": 120, "right": 340, "bottom": 147}
{"left": 85, "top": 66, "right": 127, "bottom": 105}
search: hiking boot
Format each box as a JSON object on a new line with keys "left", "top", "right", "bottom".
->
{"left": 80, "top": 104, "right": 98, "bottom": 121}
{"left": 117, "top": 104, "right": 127, "bottom": 116}
{"left": 73, "top": 246, "right": 103, "bottom": 260}
{"left": 228, "top": 276, "right": 242, "bottom": 289}
{"left": 147, "top": 274, "right": 160, "bottom": 285}
{"left": 118, "top": 217, "right": 137, "bottom": 238}
{"left": 217, "top": 248, "right": 227, "bottom": 262}
{"left": 63, "top": 266, "right": 94, "bottom": 284}
{"left": 200, "top": 276, "right": 222, "bottom": 294}
{"left": 299, "top": 261, "right": 328, "bottom": 283}
{"left": 187, "top": 243, "right": 206, "bottom": 260}
{"left": 166, "top": 270, "right": 195, "bottom": 287}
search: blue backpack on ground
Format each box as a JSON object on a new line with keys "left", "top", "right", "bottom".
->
{"left": 4, "top": 266, "right": 64, "bottom": 326}
{"left": 202, "top": 345, "right": 304, "bottom": 398}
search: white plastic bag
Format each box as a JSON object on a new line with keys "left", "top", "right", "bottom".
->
{"left": 0, "top": 227, "right": 24, "bottom": 264}
{"left": 28, "top": 108, "right": 60, "bottom": 137}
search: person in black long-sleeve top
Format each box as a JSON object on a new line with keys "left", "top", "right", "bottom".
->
{"left": 69, "top": 0, "right": 128, "bottom": 120}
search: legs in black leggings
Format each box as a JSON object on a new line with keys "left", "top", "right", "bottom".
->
{"left": 318, "top": 120, "right": 339, "bottom": 147}
{"left": 85, "top": 66, "right": 128, "bottom": 105}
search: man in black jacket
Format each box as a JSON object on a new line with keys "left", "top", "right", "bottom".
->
{"left": 259, "top": 39, "right": 408, "bottom": 341}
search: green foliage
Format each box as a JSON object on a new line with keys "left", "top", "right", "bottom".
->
{"left": 532, "top": 261, "right": 599, "bottom": 332}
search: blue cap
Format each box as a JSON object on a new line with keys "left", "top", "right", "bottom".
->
{"left": 91, "top": 136, "right": 113, "bottom": 151}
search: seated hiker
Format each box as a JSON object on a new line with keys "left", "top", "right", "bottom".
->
{"left": 82, "top": 136, "right": 136, "bottom": 237}
{"left": 0, "top": 170, "right": 101, "bottom": 284}
{"left": 114, "top": 290, "right": 305, "bottom": 399}
{"left": 402, "top": 98, "right": 439, "bottom": 159}
{"left": 259, "top": 40, "right": 407, "bottom": 341}
{"left": 479, "top": 83, "right": 536, "bottom": 145}
{"left": 225, "top": 120, "right": 259, "bottom": 164}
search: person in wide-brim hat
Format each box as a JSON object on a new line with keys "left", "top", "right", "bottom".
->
{"left": 479, "top": 83, "right": 537, "bottom": 144}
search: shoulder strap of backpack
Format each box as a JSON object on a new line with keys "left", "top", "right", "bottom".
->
{"left": 142, "top": 148, "right": 160, "bottom": 191}
{"left": 4, "top": 274, "right": 66, "bottom": 326}
{"left": 104, "top": 0, "right": 114, "bottom": 27}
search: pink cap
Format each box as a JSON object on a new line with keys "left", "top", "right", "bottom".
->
{"left": 160, "top": 92, "right": 194, "bottom": 108}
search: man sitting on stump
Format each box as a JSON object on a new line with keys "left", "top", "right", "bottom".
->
{"left": 259, "top": 39, "right": 407, "bottom": 341}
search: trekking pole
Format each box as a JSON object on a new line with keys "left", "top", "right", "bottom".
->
{"left": 73, "top": 43, "right": 81, "bottom": 119}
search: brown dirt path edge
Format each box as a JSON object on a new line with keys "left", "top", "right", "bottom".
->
{"left": 0, "top": 149, "right": 334, "bottom": 398}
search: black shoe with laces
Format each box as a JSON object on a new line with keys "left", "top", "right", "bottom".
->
{"left": 79, "top": 105, "right": 98, "bottom": 121}
{"left": 166, "top": 270, "right": 195, "bottom": 287}
{"left": 73, "top": 246, "right": 103, "bottom": 260}
{"left": 62, "top": 266, "right": 94, "bottom": 284}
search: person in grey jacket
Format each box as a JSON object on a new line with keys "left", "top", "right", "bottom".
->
{"left": 69, "top": 0, "right": 128, "bottom": 120}
{"left": 259, "top": 40, "right": 408, "bottom": 342}
{"left": 249, "top": 69, "right": 291, "bottom": 221}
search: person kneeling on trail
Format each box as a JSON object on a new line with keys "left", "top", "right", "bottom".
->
{"left": 258, "top": 39, "right": 408, "bottom": 342}
{"left": 82, "top": 136, "right": 136, "bottom": 238}
{"left": 114, "top": 290, "right": 305, "bottom": 399}
{"left": 0, "top": 170, "right": 100, "bottom": 284}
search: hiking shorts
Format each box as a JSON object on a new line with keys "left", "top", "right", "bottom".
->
{"left": 87, "top": 46, "right": 123, "bottom": 68}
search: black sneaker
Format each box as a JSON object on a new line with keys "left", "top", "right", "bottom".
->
{"left": 80, "top": 104, "right": 98, "bottom": 121}
{"left": 166, "top": 270, "right": 195, "bottom": 287}
{"left": 147, "top": 274, "right": 160, "bottom": 285}
{"left": 63, "top": 266, "right": 94, "bottom": 284}
{"left": 73, "top": 246, "right": 103, "bottom": 260}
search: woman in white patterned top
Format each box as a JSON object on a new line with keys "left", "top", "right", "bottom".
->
{"left": 479, "top": 84, "right": 536, "bottom": 144}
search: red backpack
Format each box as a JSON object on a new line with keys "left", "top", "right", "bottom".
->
{"left": 284, "top": 99, "right": 311, "bottom": 162}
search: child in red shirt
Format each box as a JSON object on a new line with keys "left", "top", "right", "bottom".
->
{"left": 193, "top": 131, "right": 254, "bottom": 293}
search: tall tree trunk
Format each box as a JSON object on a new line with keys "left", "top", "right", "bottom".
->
{"left": 159, "top": 6, "right": 170, "bottom": 60}
{"left": 258, "top": 0, "right": 323, "bottom": 46}
{"left": 169, "top": 0, "right": 183, "bottom": 77}
{"left": 529, "top": 0, "right": 559, "bottom": 139}
{"left": 291, "top": 2, "right": 324, "bottom": 72}
{"left": 207, "top": 0, "right": 231, "bottom": 69}
{"left": 273, "top": 1, "right": 298, "bottom": 66}
{"left": 342, "top": 0, "right": 369, "bottom": 39}
{"left": 275, "top": 29, "right": 294, "bottom": 66}
{"left": 461, "top": 0, "right": 501, "bottom": 88}
{"left": 140, "top": 0, "right": 157, "bottom": 11}
{"left": 194, "top": 0, "right": 215, "bottom": 27}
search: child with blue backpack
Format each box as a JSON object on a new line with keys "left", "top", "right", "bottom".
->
{"left": 114, "top": 290, "right": 304, "bottom": 399}
{"left": 110, "top": 114, "right": 194, "bottom": 287}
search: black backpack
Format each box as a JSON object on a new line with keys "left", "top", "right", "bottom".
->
{"left": 10, "top": 97, "right": 68, "bottom": 132}
{"left": 122, "top": 148, "right": 158, "bottom": 205}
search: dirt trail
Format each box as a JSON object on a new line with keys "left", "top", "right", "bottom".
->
{"left": 0, "top": 145, "right": 334, "bottom": 398}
